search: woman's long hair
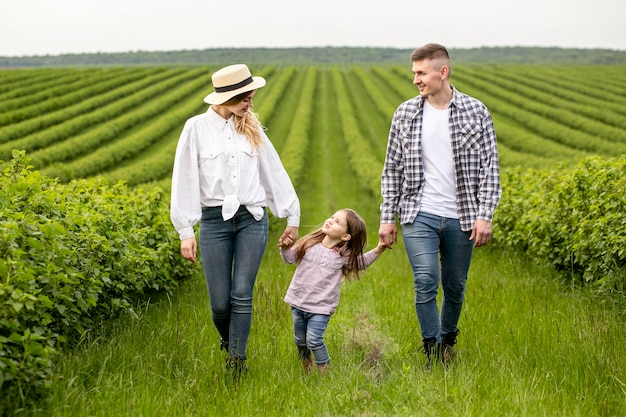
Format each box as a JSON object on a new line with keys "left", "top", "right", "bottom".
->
{"left": 222, "top": 90, "right": 265, "bottom": 149}
{"left": 293, "top": 209, "right": 368, "bottom": 280}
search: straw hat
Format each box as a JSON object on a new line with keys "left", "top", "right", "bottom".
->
{"left": 203, "top": 64, "right": 266, "bottom": 105}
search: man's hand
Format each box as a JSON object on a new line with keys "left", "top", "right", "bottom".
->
{"left": 469, "top": 220, "right": 493, "bottom": 247}
{"left": 378, "top": 223, "right": 397, "bottom": 249}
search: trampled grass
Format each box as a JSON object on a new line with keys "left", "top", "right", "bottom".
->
{"left": 25, "top": 236, "right": 625, "bottom": 417}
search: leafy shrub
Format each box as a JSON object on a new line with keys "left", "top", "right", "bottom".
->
{"left": 0, "top": 151, "right": 198, "bottom": 408}
{"left": 494, "top": 156, "right": 626, "bottom": 291}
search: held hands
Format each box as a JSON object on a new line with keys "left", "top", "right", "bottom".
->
{"left": 374, "top": 240, "right": 388, "bottom": 255}
{"left": 378, "top": 223, "right": 397, "bottom": 250}
{"left": 469, "top": 219, "right": 493, "bottom": 247}
{"left": 278, "top": 226, "right": 299, "bottom": 248}
{"left": 180, "top": 237, "right": 197, "bottom": 263}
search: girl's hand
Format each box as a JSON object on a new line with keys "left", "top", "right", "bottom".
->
{"left": 278, "top": 226, "right": 298, "bottom": 248}
{"left": 374, "top": 241, "right": 387, "bottom": 255}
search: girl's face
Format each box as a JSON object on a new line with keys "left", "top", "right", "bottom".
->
{"left": 322, "top": 211, "right": 350, "bottom": 240}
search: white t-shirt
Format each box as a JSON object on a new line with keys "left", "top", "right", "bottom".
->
{"left": 419, "top": 99, "right": 458, "bottom": 219}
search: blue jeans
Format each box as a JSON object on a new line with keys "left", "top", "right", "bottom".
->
{"left": 402, "top": 212, "right": 474, "bottom": 343}
{"left": 291, "top": 307, "right": 332, "bottom": 365}
{"left": 199, "top": 206, "right": 268, "bottom": 360}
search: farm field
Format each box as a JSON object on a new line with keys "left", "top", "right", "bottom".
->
{"left": 1, "top": 64, "right": 626, "bottom": 188}
{"left": 2, "top": 64, "right": 626, "bottom": 416}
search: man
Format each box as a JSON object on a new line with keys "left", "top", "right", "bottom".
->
{"left": 378, "top": 43, "right": 501, "bottom": 369}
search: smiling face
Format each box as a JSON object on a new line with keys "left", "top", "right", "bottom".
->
{"left": 411, "top": 59, "right": 447, "bottom": 98}
{"left": 213, "top": 90, "right": 256, "bottom": 119}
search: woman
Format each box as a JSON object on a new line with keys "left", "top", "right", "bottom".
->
{"left": 170, "top": 64, "right": 300, "bottom": 377}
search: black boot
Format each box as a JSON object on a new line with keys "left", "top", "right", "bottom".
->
{"left": 440, "top": 330, "right": 459, "bottom": 366}
{"left": 219, "top": 338, "right": 229, "bottom": 353}
{"left": 226, "top": 356, "right": 248, "bottom": 380}
{"left": 421, "top": 337, "right": 438, "bottom": 370}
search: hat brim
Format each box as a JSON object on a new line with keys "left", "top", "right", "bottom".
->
{"left": 203, "top": 76, "right": 266, "bottom": 105}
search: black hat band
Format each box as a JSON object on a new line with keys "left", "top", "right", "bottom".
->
{"left": 214, "top": 77, "right": 254, "bottom": 93}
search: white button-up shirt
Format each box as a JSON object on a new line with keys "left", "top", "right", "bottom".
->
{"left": 170, "top": 107, "right": 300, "bottom": 240}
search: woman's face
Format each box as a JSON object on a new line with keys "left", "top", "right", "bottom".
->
{"left": 221, "top": 91, "right": 256, "bottom": 118}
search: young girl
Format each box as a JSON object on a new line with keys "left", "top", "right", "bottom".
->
{"left": 279, "top": 208, "right": 386, "bottom": 373}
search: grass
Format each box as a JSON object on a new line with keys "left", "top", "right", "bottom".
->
{"left": 22, "top": 235, "right": 625, "bottom": 417}
{"left": 21, "top": 63, "right": 626, "bottom": 417}
{"left": 16, "top": 64, "right": 626, "bottom": 416}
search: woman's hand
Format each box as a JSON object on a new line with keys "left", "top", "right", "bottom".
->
{"left": 180, "top": 237, "right": 197, "bottom": 262}
{"left": 278, "top": 226, "right": 298, "bottom": 247}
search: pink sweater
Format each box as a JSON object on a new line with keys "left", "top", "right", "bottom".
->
{"left": 281, "top": 243, "right": 380, "bottom": 315}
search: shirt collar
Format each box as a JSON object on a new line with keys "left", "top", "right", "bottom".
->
{"left": 416, "top": 85, "right": 459, "bottom": 112}
{"left": 207, "top": 106, "right": 234, "bottom": 131}
{"left": 449, "top": 85, "right": 461, "bottom": 108}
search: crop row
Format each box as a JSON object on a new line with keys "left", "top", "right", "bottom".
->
{"left": 386, "top": 66, "right": 626, "bottom": 158}
{"left": 472, "top": 65, "right": 626, "bottom": 127}
{"left": 0, "top": 68, "right": 130, "bottom": 118}
{"left": 0, "top": 68, "right": 192, "bottom": 162}
{"left": 278, "top": 67, "right": 317, "bottom": 186}
{"left": 0, "top": 65, "right": 625, "bottom": 187}
{"left": 97, "top": 66, "right": 279, "bottom": 188}
{"left": 0, "top": 68, "right": 166, "bottom": 138}
{"left": 453, "top": 66, "right": 626, "bottom": 143}
{"left": 332, "top": 68, "right": 384, "bottom": 196}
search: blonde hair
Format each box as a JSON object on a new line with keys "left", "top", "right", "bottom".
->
{"left": 222, "top": 90, "right": 265, "bottom": 149}
{"left": 292, "top": 209, "right": 368, "bottom": 281}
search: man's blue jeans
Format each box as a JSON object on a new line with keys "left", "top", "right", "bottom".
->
{"left": 291, "top": 307, "right": 332, "bottom": 365}
{"left": 402, "top": 211, "right": 474, "bottom": 342}
{"left": 199, "top": 206, "right": 268, "bottom": 360}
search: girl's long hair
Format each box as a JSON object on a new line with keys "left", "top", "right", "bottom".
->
{"left": 222, "top": 90, "right": 265, "bottom": 149}
{"left": 293, "top": 209, "right": 368, "bottom": 281}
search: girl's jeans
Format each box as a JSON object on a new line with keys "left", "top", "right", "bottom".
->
{"left": 291, "top": 307, "right": 332, "bottom": 365}
{"left": 199, "top": 206, "right": 268, "bottom": 360}
{"left": 402, "top": 211, "right": 474, "bottom": 342}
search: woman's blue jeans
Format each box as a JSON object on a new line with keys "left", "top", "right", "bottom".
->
{"left": 291, "top": 307, "right": 332, "bottom": 365}
{"left": 199, "top": 206, "right": 268, "bottom": 360}
{"left": 402, "top": 211, "right": 474, "bottom": 343}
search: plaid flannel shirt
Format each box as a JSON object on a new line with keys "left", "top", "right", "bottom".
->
{"left": 380, "top": 86, "right": 502, "bottom": 232}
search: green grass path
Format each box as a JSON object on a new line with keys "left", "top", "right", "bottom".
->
{"left": 35, "top": 241, "right": 625, "bottom": 416}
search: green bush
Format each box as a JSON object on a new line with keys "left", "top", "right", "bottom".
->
{"left": 494, "top": 156, "right": 626, "bottom": 291}
{"left": 0, "top": 151, "right": 197, "bottom": 406}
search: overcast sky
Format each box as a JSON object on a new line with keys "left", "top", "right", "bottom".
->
{"left": 1, "top": 0, "right": 625, "bottom": 56}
